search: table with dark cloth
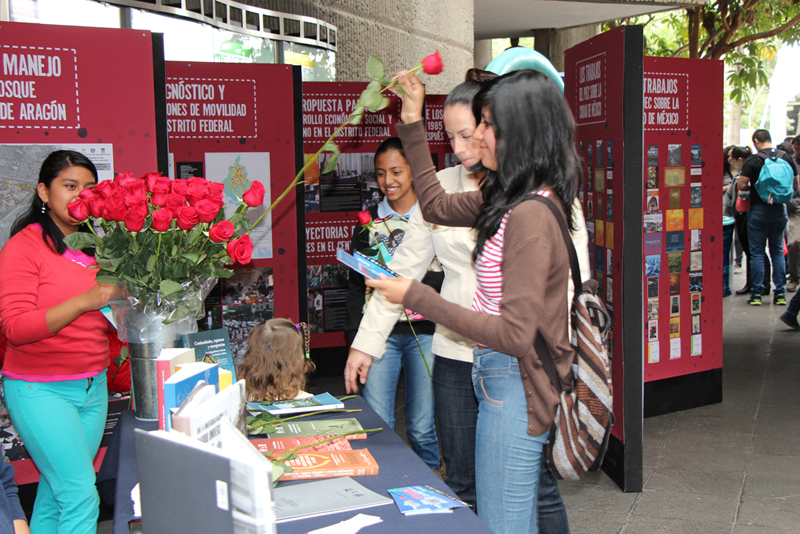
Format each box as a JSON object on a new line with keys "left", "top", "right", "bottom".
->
{"left": 102, "top": 396, "right": 492, "bottom": 534}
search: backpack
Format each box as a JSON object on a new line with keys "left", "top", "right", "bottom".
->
{"left": 755, "top": 150, "right": 794, "bottom": 205}
{"left": 528, "top": 195, "right": 614, "bottom": 481}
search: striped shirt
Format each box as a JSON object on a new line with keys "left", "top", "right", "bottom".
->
{"left": 472, "top": 190, "right": 553, "bottom": 316}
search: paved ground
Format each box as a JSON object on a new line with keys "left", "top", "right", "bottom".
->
{"left": 99, "top": 271, "right": 800, "bottom": 533}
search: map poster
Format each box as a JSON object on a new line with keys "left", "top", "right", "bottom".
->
{"left": 166, "top": 61, "right": 301, "bottom": 344}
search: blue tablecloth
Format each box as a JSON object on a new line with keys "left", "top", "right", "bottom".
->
{"left": 105, "top": 396, "right": 492, "bottom": 534}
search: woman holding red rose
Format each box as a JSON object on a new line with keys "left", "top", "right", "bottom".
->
{"left": 0, "top": 151, "right": 119, "bottom": 534}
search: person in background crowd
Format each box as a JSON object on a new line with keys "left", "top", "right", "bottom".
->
{"left": 237, "top": 319, "right": 314, "bottom": 401}
{"left": 737, "top": 130, "right": 799, "bottom": 306}
{"left": 370, "top": 69, "right": 582, "bottom": 534}
{"left": 0, "top": 151, "right": 118, "bottom": 534}
{"left": 345, "top": 136, "right": 443, "bottom": 471}
{"left": 0, "top": 459, "right": 31, "bottom": 534}
{"left": 723, "top": 145, "right": 744, "bottom": 273}
{"left": 782, "top": 137, "right": 800, "bottom": 292}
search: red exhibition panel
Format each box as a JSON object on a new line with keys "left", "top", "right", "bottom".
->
{"left": 565, "top": 28, "right": 627, "bottom": 442}
{"left": 0, "top": 22, "right": 158, "bottom": 173}
{"left": 302, "top": 83, "right": 451, "bottom": 348}
{"left": 642, "top": 56, "right": 724, "bottom": 381}
{"left": 165, "top": 62, "right": 301, "bottom": 358}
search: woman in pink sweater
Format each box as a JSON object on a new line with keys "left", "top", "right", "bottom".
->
{"left": 0, "top": 151, "right": 117, "bottom": 534}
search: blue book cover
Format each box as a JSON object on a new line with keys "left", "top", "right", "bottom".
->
{"left": 388, "top": 485, "right": 467, "bottom": 515}
{"left": 182, "top": 329, "right": 236, "bottom": 382}
{"left": 162, "top": 363, "right": 219, "bottom": 432}
{"left": 247, "top": 392, "right": 344, "bottom": 416}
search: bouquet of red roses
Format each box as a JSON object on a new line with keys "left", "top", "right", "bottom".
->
{"left": 64, "top": 172, "right": 265, "bottom": 324}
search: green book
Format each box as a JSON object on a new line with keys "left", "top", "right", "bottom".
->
{"left": 263, "top": 418, "right": 365, "bottom": 439}
{"left": 181, "top": 328, "right": 236, "bottom": 382}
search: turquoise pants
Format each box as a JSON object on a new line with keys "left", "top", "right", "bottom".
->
{"left": 5, "top": 373, "right": 107, "bottom": 534}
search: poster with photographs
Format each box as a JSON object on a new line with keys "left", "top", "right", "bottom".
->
{"left": 691, "top": 229, "right": 702, "bottom": 251}
{"left": 606, "top": 140, "right": 614, "bottom": 169}
{"left": 647, "top": 276, "right": 659, "bottom": 298}
{"left": 594, "top": 167, "right": 605, "bottom": 192}
{"left": 670, "top": 273, "right": 681, "bottom": 295}
{"left": 595, "top": 246, "right": 605, "bottom": 273}
{"left": 606, "top": 222, "right": 614, "bottom": 249}
{"left": 692, "top": 314, "right": 701, "bottom": 334}
{"left": 688, "top": 208, "right": 704, "bottom": 230}
{"left": 690, "top": 251, "right": 703, "bottom": 271}
{"left": 607, "top": 277, "right": 613, "bottom": 303}
{"left": 664, "top": 167, "right": 686, "bottom": 187}
{"left": 644, "top": 212, "right": 663, "bottom": 233}
{"left": 691, "top": 293, "right": 701, "bottom": 313}
{"left": 596, "top": 220, "right": 605, "bottom": 247}
{"left": 647, "top": 144, "right": 659, "bottom": 166}
{"left": 646, "top": 190, "right": 660, "bottom": 212}
{"left": 644, "top": 233, "right": 662, "bottom": 255}
{"left": 669, "top": 316, "right": 681, "bottom": 337}
{"left": 587, "top": 220, "right": 595, "bottom": 243}
{"left": 691, "top": 144, "right": 702, "bottom": 166}
{"left": 690, "top": 184, "right": 702, "bottom": 207}
{"left": 666, "top": 209, "right": 684, "bottom": 231}
{"left": 669, "top": 188, "right": 681, "bottom": 209}
{"left": 597, "top": 194, "right": 604, "bottom": 221}
{"left": 315, "top": 152, "right": 373, "bottom": 212}
{"left": 665, "top": 231, "right": 684, "bottom": 253}
{"left": 668, "top": 144, "right": 682, "bottom": 166}
{"left": 669, "top": 295, "right": 681, "bottom": 317}
{"left": 646, "top": 254, "right": 662, "bottom": 276}
{"left": 690, "top": 272, "right": 703, "bottom": 292}
{"left": 646, "top": 167, "right": 658, "bottom": 189}
{"left": 596, "top": 272, "right": 605, "bottom": 299}
{"left": 596, "top": 140, "right": 603, "bottom": 166}
{"left": 606, "top": 248, "right": 613, "bottom": 273}
{"left": 306, "top": 263, "right": 350, "bottom": 335}
{"left": 648, "top": 320, "right": 658, "bottom": 342}
{"left": 587, "top": 193, "right": 594, "bottom": 218}
{"left": 648, "top": 298, "right": 659, "bottom": 320}
{"left": 668, "top": 253, "right": 682, "bottom": 274}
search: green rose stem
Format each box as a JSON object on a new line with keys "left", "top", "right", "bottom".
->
{"left": 247, "top": 408, "right": 363, "bottom": 431}
{"left": 271, "top": 428, "right": 383, "bottom": 463}
{"left": 404, "top": 310, "right": 431, "bottom": 376}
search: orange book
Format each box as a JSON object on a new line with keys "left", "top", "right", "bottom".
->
{"left": 250, "top": 435, "right": 354, "bottom": 454}
{"left": 270, "top": 448, "right": 379, "bottom": 481}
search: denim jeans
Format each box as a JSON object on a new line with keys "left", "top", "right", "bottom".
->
{"left": 433, "top": 355, "right": 478, "bottom": 508}
{"left": 748, "top": 203, "right": 788, "bottom": 295}
{"left": 363, "top": 333, "right": 439, "bottom": 470}
{"left": 787, "top": 288, "right": 800, "bottom": 317}
{"left": 472, "top": 348, "right": 569, "bottom": 534}
{"left": 4, "top": 373, "right": 108, "bottom": 534}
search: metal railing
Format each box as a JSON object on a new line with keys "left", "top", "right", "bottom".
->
{"left": 102, "top": 0, "right": 337, "bottom": 51}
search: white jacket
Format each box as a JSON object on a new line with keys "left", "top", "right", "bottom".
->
{"left": 351, "top": 164, "right": 591, "bottom": 363}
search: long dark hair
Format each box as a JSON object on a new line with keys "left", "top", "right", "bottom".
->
{"left": 471, "top": 69, "right": 581, "bottom": 260}
{"left": 10, "top": 150, "right": 98, "bottom": 255}
{"left": 723, "top": 145, "right": 734, "bottom": 177}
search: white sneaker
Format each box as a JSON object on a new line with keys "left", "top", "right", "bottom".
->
{"left": 733, "top": 264, "right": 743, "bottom": 274}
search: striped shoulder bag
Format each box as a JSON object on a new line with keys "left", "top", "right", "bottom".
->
{"left": 528, "top": 195, "right": 614, "bottom": 481}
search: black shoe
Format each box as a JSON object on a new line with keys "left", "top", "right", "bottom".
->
{"left": 764, "top": 288, "right": 771, "bottom": 297}
{"left": 735, "top": 285, "right": 751, "bottom": 295}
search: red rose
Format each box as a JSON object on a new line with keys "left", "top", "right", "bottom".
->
{"left": 150, "top": 192, "right": 169, "bottom": 207}
{"left": 421, "top": 51, "right": 443, "bottom": 75}
{"left": 242, "top": 181, "right": 266, "bottom": 208}
{"left": 171, "top": 179, "right": 189, "bottom": 198}
{"left": 123, "top": 208, "right": 146, "bottom": 232}
{"left": 176, "top": 206, "right": 199, "bottom": 230}
{"left": 114, "top": 172, "right": 136, "bottom": 188}
{"left": 209, "top": 220, "right": 234, "bottom": 242}
{"left": 187, "top": 179, "right": 209, "bottom": 207}
{"left": 207, "top": 190, "right": 225, "bottom": 210}
{"left": 151, "top": 209, "right": 173, "bottom": 232}
{"left": 142, "top": 172, "right": 163, "bottom": 193}
{"left": 88, "top": 197, "right": 106, "bottom": 219}
{"left": 226, "top": 235, "right": 253, "bottom": 264}
{"left": 164, "top": 193, "right": 186, "bottom": 217}
{"left": 93, "top": 180, "right": 114, "bottom": 199}
{"left": 78, "top": 188, "right": 95, "bottom": 201}
{"left": 124, "top": 192, "right": 148, "bottom": 208}
{"left": 208, "top": 182, "right": 224, "bottom": 194}
{"left": 195, "top": 199, "right": 220, "bottom": 223}
{"left": 67, "top": 199, "right": 90, "bottom": 222}
{"left": 357, "top": 210, "right": 372, "bottom": 226}
{"left": 102, "top": 196, "right": 128, "bottom": 222}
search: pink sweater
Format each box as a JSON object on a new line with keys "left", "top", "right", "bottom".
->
{"left": 0, "top": 225, "right": 109, "bottom": 377}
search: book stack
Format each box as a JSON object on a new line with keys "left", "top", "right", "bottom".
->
{"left": 388, "top": 486, "right": 468, "bottom": 515}
{"left": 247, "top": 392, "right": 344, "bottom": 416}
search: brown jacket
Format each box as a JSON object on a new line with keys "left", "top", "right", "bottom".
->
{"left": 397, "top": 121, "right": 574, "bottom": 436}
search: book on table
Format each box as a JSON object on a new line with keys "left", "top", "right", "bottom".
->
{"left": 182, "top": 328, "right": 237, "bottom": 387}
{"left": 171, "top": 379, "right": 247, "bottom": 446}
{"left": 261, "top": 418, "right": 366, "bottom": 439}
{"left": 250, "top": 435, "right": 354, "bottom": 455}
{"left": 155, "top": 347, "right": 197, "bottom": 431}
{"left": 271, "top": 477, "right": 392, "bottom": 523}
{"left": 388, "top": 485, "right": 469, "bottom": 515}
{"left": 162, "top": 361, "right": 219, "bottom": 432}
{"left": 135, "top": 418, "right": 276, "bottom": 534}
{"left": 266, "top": 448, "right": 379, "bottom": 481}
{"left": 247, "top": 392, "right": 344, "bottom": 416}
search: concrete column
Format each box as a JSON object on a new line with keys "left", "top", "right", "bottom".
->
{"left": 534, "top": 24, "right": 600, "bottom": 72}
{"left": 474, "top": 39, "right": 492, "bottom": 70}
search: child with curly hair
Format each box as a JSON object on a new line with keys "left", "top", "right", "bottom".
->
{"left": 237, "top": 319, "right": 315, "bottom": 401}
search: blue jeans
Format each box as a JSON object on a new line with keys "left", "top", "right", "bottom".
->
{"left": 748, "top": 203, "right": 788, "bottom": 295}
{"left": 433, "top": 355, "right": 478, "bottom": 508}
{"left": 4, "top": 373, "right": 108, "bottom": 534}
{"left": 787, "top": 288, "right": 800, "bottom": 317}
{"left": 472, "top": 348, "right": 568, "bottom": 534}
{"left": 363, "top": 333, "right": 439, "bottom": 470}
